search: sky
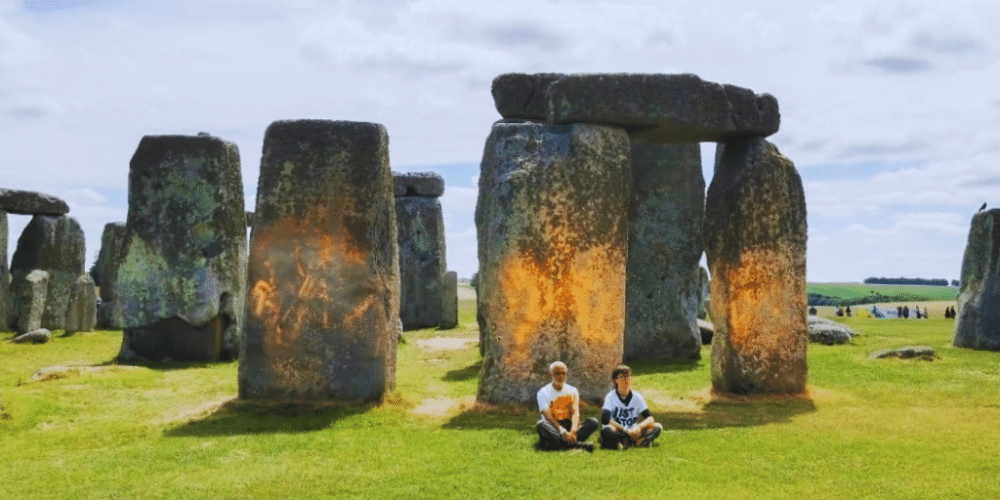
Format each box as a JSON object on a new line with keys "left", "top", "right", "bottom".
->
{"left": 2, "top": 0, "right": 999, "bottom": 282}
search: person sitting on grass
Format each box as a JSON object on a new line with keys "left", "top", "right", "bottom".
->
{"left": 600, "top": 364, "right": 663, "bottom": 449}
{"left": 536, "top": 361, "right": 598, "bottom": 452}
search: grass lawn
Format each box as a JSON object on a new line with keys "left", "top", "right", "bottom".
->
{"left": 808, "top": 282, "right": 959, "bottom": 302}
{"left": 2, "top": 297, "right": 999, "bottom": 499}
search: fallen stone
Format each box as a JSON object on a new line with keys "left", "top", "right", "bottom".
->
{"left": 95, "top": 222, "right": 126, "bottom": 329}
{"left": 64, "top": 274, "right": 97, "bottom": 334}
{"left": 476, "top": 121, "right": 630, "bottom": 404}
{"left": 870, "top": 346, "right": 937, "bottom": 360}
{"left": 0, "top": 188, "right": 69, "bottom": 216}
{"left": 12, "top": 328, "right": 51, "bottom": 344}
{"left": 807, "top": 316, "right": 855, "bottom": 345}
{"left": 697, "top": 318, "right": 714, "bottom": 345}
{"left": 953, "top": 209, "right": 1000, "bottom": 351}
{"left": 394, "top": 171, "right": 445, "bottom": 197}
{"left": 10, "top": 215, "right": 85, "bottom": 330}
{"left": 440, "top": 271, "right": 458, "bottom": 329}
{"left": 704, "top": 137, "right": 807, "bottom": 395}
{"left": 241, "top": 120, "right": 399, "bottom": 402}
{"left": 625, "top": 141, "right": 704, "bottom": 361}
{"left": 115, "top": 133, "right": 247, "bottom": 362}
{"left": 17, "top": 270, "right": 49, "bottom": 334}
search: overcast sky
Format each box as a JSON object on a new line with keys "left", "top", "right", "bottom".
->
{"left": 3, "top": 0, "right": 999, "bottom": 282}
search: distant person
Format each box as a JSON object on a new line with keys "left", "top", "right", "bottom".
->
{"left": 915, "top": 307, "right": 922, "bottom": 319}
{"left": 903, "top": 305, "right": 910, "bottom": 319}
{"left": 600, "top": 365, "right": 663, "bottom": 450}
{"left": 845, "top": 305, "right": 852, "bottom": 317}
{"left": 923, "top": 306, "right": 929, "bottom": 319}
{"left": 809, "top": 306, "right": 817, "bottom": 316}
{"left": 897, "top": 306, "right": 903, "bottom": 318}
{"left": 536, "top": 361, "right": 598, "bottom": 452}
{"left": 835, "top": 307, "right": 844, "bottom": 317}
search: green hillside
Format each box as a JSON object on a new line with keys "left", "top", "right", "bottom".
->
{"left": 807, "top": 282, "right": 959, "bottom": 306}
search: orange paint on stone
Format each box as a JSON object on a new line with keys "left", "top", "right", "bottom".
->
{"left": 722, "top": 250, "right": 803, "bottom": 355}
{"left": 249, "top": 216, "right": 372, "bottom": 357}
{"left": 495, "top": 245, "right": 623, "bottom": 368}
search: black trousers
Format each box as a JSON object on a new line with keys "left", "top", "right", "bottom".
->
{"left": 536, "top": 417, "right": 599, "bottom": 450}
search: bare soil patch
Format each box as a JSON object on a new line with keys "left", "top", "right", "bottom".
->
{"left": 414, "top": 337, "right": 477, "bottom": 351}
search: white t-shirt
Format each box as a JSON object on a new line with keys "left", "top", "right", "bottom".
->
{"left": 602, "top": 389, "right": 649, "bottom": 428}
{"left": 537, "top": 382, "right": 579, "bottom": 422}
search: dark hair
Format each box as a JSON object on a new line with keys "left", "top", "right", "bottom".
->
{"left": 611, "top": 364, "right": 631, "bottom": 381}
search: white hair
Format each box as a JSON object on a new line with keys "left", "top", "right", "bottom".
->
{"left": 548, "top": 361, "right": 567, "bottom": 373}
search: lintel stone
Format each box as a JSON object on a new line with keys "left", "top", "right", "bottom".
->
{"left": 491, "top": 73, "right": 780, "bottom": 143}
{"left": 393, "top": 171, "right": 445, "bottom": 198}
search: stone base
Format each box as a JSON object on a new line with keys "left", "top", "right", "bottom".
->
{"left": 121, "top": 315, "right": 230, "bottom": 362}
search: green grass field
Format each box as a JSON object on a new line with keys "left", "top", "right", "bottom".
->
{"left": 808, "top": 282, "right": 959, "bottom": 302}
{"left": 2, "top": 295, "right": 999, "bottom": 499}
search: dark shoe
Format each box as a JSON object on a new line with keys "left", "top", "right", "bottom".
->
{"left": 569, "top": 441, "right": 594, "bottom": 453}
{"left": 636, "top": 426, "right": 662, "bottom": 448}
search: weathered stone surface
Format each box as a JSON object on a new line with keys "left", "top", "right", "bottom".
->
{"left": 12, "top": 328, "right": 51, "bottom": 344}
{"left": 625, "top": 141, "right": 704, "bottom": 361}
{"left": 10, "top": 215, "right": 85, "bottom": 330}
{"left": 0, "top": 188, "right": 69, "bottom": 216}
{"left": 0, "top": 210, "right": 7, "bottom": 331}
{"left": 64, "top": 274, "right": 97, "bottom": 334}
{"left": 241, "top": 120, "right": 398, "bottom": 402}
{"left": 807, "top": 316, "right": 854, "bottom": 345}
{"left": 476, "top": 121, "right": 630, "bottom": 404}
{"left": 547, "top": 73, "right": 779, "bottom": 143}
{"left": 17, "top": 270, "right": 48, "bottom": 334}
{"left": 394, "top": 171, "right": 445, "bottom": 198}
{"left": 440, "top": 270, "right": 458, "bottom": 329}
{"left": 95, "top": 222, "right": 126, "bottom": 329}
{"left": 870, "top": 345, "right": 937, "bottom": 360}
{"left": 396, "top": 194, "right": 446, "bottom": 330}
{"left": 704, "top": 137, "right": 808, "bottom": 395}
{"left": 491, "top": 73, "right": 566, "bottom": 121}
{"left": 954, "top": 209, "right": 1000, "bottom": 350}
{"left": 114, "top": 134, "right": 247, "bottom": 362}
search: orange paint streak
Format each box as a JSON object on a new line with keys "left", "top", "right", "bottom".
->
{"left": 717, "top": 249, "right": 806, "bottom": 355}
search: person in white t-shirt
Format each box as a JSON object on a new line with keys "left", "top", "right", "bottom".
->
{"left": 536, "top": 361, "right": 599, "bottom": 452}
{"left": 600, "top": 364, "right": 662, "bottom": 449}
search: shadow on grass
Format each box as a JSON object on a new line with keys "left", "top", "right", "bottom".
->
{"left": 164, "top": 400, "right": 371, "bottom": 437}
{"left": 96, "top": 356, "right": 231, "bottom": 372}
{"left": 442, "top": 396, "right": 815, "bottom": 432}
{"left": 443, "top": 360, "right": 482, "bottom": 382}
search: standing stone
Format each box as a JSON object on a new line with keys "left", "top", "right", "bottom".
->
{"left": 704, "top": 137, "right": 808, "bottom": 395}
{"left": 476, "top": 121, "right": 630, "bottom": 404}
{"left": 95, "top": 222, "right": 126, "bottom": 328}
{"left": 10, "top": 215, "right": 85, "bottom": 330}
{"left": 440, "top": 270, "right": 458, "bottom": 329}
{"left": 115, "top": 134, "right": 246, "bottom": 362}
{"left": 953, "top": 209, "right": 1000, "bottom": 350}
{"left": 18, "top": 270, "right": 48, "bottom": 334}
{"left": 394, "top": 172, "right": 447, "bottom": 330}
{"left": 625, "top": 141, "right": 705, "bottom": 361}
{"left": 241, "top": 120, "right": 399, "bottom": 402}
{"left": 64, "top": 274, "right": 97, "bottom": 334}
{"left": 0, "top": 209, "right": 7, "bottom": 331}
